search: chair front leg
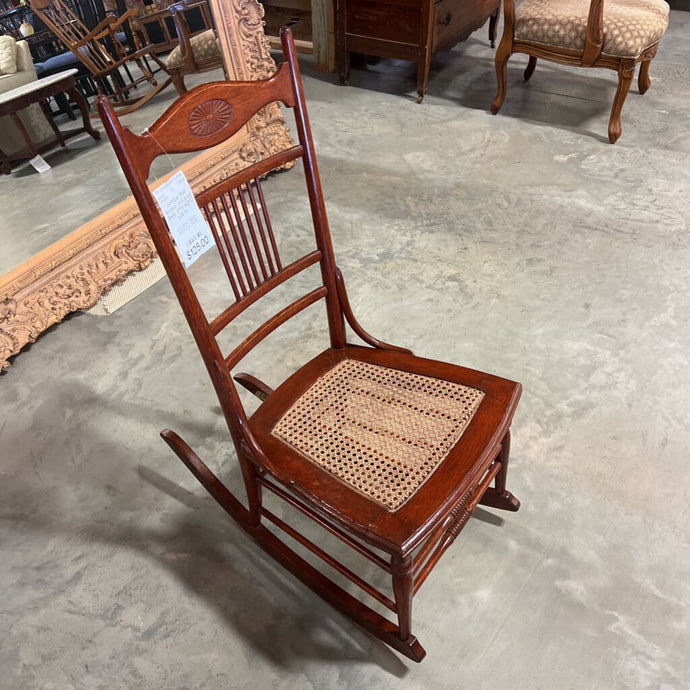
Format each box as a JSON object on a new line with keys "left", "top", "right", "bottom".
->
{"left": 391, "top": 554, "right": 414, "bottom": 641}
{"left": 491, "top": 32, "right": 513, "bottom": 113}
{"left": 609, "top": 59, "right": 635, "bottom": 143}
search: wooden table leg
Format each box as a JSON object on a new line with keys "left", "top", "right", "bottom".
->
{"left": 66, "top": 86, "right": 101, "bottom": 141}
{"left": 39, "top": 100, "right": 67, "bottom": 147}
{"left": 10, "top": 112, "right": 38, "bottom": 158}
{"left": 0, "top": 146, "right": 10, "bottom": 174}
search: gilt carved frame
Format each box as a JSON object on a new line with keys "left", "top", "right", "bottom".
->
{"left": 0, "top": 0, "right": 293, "bottom": 371}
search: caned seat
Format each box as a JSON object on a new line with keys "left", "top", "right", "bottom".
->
{"left": 250, "top": 346, "right": 521, "bottom": 552}
{"left": 491, "top": 0, "right": 670, "bottom": 142}
{"left": 98, "top": 28, "right": 523, "bottom": 662}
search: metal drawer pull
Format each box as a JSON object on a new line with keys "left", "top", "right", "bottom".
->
{"left": 441, "top": 12, "right": 453, "bottom": 26}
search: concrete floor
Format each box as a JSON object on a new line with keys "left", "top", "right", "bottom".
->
{"left": 2, "top": 12, "right": 690, "bottom": 689}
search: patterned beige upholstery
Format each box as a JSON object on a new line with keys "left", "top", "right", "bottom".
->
{"left": 165, "top": 29, "right": 221, "bottom": 69}
{"left": 515, "top": 0, "right": 669, "bottom": 58}
{"left": 272, "top": 359, "right": 485, "bottom": 512}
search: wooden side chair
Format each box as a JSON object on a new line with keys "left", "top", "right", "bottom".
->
{"left": 98, "top": 28, "right": 523, "bottom": 661}
{"left": 165, "top": 0, "right": 224, "bottom": 95}
{"left": 28, "top": 0, "right": 172, "bottom": 114}
{"left": 490, "top": 0, "right": 670, "bottom": 143}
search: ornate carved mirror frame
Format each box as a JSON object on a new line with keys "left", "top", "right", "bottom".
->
{"left": 0, "top": 0, "right": 293, "bottom": 371}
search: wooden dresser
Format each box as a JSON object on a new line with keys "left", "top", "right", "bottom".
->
{"left": 337, "top": 0, "right": 500, "bottom": 101}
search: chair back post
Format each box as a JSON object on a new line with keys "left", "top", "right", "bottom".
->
{"left": 169, "top": 3, "right": 196, "bottom": 70}
{"left": 502, "top": 0, "right": 515, "bottom": 39}
{"left": 582, "top": 0, "right": 605, "bottom": 66}
{"left": 96, "top": 95, "right": 259, "bottom": 461}
{"left": 280, "top": 27, "right": 347, "bottom": 350}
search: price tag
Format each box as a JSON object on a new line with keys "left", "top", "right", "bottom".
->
{"left": 30, "top": 154, "right": 51, "bottom": 173}
{"left": 152, "top": 171, "right": 214, "bottom": 267}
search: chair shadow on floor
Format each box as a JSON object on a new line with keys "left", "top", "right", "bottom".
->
{"left": 0, "top": 380, "right": 409, "bottom": 674}
{"left": 445, "top": 53, "right": 634, "bottom": 144}
{"left": 133, "top": 464, "right": 411, "bottom": 675}
{"left": 2, "top": 376, "right": 527, "bottom": 674}
{"left": 305, "top": 40, "right": 630, "bottom": 144}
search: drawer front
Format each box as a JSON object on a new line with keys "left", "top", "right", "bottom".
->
{"left": 345, "top": 0, "right": 424, "bottom": 45}
{"left": 432, "top": 0, "right": 499, "bottom": 51}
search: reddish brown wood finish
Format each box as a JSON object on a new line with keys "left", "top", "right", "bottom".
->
{"left": 490, "top": 0, "right": 664, "bottom": 143}
{"left": 98, "top": 28, "right": 522, "bottom": 662}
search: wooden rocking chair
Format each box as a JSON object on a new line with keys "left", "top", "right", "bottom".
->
{"left": 98, "top": 28, "right": 523, "bottom": 661}
{"left": 28, "top": 0, "right": 172, "bottom": 115}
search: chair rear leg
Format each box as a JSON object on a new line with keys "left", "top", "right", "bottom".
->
{"left": 489, "top": 7, "right": 500, "bottom": 48}
{"left": 478, "top": 430, "right": 520, "bottom": 511}
{"left": 524, "top": 55, "right": 537, "bottom": 82}
{"left": 638, "top": 59, "right": 651, "bottom": 94}
{"left": 135, "top": 58, "right": 157, "bottom": 86}
{"left": 391, "top": 554, "right": 414, "bottom": 641}
{"left": 609, "top": 60, "right": 635, "bottom": 144}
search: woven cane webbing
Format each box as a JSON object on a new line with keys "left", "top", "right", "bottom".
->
{"left": 271, "top": 359, "right": 485, "bottom": 512}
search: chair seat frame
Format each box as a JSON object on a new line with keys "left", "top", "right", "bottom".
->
{"left": 98, "top": 28, "right": 522, "bottom": 662}
{"left": 491, "top": 0, "right": 662, "bottom": 143}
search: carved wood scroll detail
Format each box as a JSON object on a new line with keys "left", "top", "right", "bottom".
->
{"left": 0, "top": 0, "right": 294, "bottom": 371}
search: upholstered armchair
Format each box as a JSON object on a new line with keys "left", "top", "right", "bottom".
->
{"left": 0, "top": 38, "right": 53, "bottom": 158}
{"left": 165, "top": 0, "right": 224, "bottom": 95}
{"left": 490, "top": 0, "right": 670, "bottom": 142}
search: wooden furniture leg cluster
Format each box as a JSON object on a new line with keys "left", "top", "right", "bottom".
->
{"left": 0, "top": 68, "right": 100, "bottom": 173}
{"left": 490, "top": 0, "right": 670, "bottom": 143}
{"left": 98, "top": 28, "right": 522, "bottom": 661}
{"left": 337, "top": 0, "right": 501, "bottom": 102}
{"left": 28, "top": 0, "right": 172, "bottom": 115}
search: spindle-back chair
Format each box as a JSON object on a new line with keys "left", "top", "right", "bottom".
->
{"left": 29, "top": 0, "right": 171, "bottom": 114}
{"left": 98, "top": 28, "right": 523, "bottom": 661}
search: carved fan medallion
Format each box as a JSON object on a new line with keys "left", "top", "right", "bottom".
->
{"left": 188, "top": 99, "right": 234, "bottom": 137}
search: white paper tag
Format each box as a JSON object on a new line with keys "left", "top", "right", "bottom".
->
{"left": 152, "top": 171, "right": 214, "bottom": 267}
{"left": 30, "top": 154, "right": 51, "bottom": 173}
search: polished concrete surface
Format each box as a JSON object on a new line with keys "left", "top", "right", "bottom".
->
{"left": 2, "top": 12, "right": 689, "bottom": 689}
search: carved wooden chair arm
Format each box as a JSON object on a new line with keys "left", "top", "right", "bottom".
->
{"left": 501, "top": 0, "right": 516, "bottom": 38}
{"left": 582, "top": 0, "right": 605, "bottom": 66}
{"left": 169, "top": 2, "right": 199, "bottom": 71}
{"left": 502, "top": 0, "right": 605, "bottom": 65}
{"left": 335, "top": 267, "right": 413, "bottom": 355}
